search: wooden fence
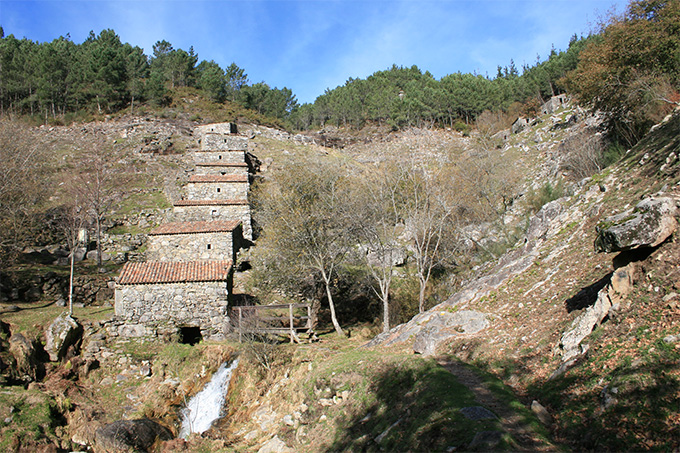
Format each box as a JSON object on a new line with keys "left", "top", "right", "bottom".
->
{"left": 232, "top": 303, "right": 313, "bottom": 344}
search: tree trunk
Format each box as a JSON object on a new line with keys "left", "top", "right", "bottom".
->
{"left": 96, "top": 215, "right": 103, "bottom": 268}
{"left": 321, "top": 270, "right": 345, "bottom": 337}
{"left": 418, "top": 276, "right": 427, "bottom": 313}
{"left": 69, "top": 248, "right": 75, "bottom": 316}
{"left": 382, "top": 289, "right": 390, "bottom": 333}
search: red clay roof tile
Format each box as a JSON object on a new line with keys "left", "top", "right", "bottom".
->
{"left": 195, "top": 162, "right": 248, "bottom": 167}
{"left": 118, "top": 260, "right": 232, "bottom": 285}
{"left": 149, "top": 220, "right": 241, "bottom": 235}
{"left": 173, "top": 199, "right": 248, "bottom": 206}
{"left": 188, "top": 175, "right": 248, "bottom": 183}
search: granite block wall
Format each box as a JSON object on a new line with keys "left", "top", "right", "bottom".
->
{"left": 194, "top": 150, "right": 245, "bottom": 164}
{"left": 201, "top": 134, "right": 248, "bottom": 151}
{"left": 185, "top": 181, "right": 249, "bottom": 200}
{"left": 114, "top": 280, "right": 231, "bottom": 339}
{"left": 172, "top": 205, "right": 252, "bottom": 240}
{"left": 146, "top": 231, "right": 237, "bottom": 262}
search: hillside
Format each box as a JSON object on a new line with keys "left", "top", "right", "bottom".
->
{"left": 368, "top": 108, "right": 680, "bottom": 450}
{"left": 0, "top": 100, "right": 678, "bottom": 452}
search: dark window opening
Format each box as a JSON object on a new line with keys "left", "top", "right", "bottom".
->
{"left": 179, "top": 327, "right": 203, "bottom": 345}
{"left": 217, "top": 187, "right": 221, "bottom": 193}
{"left": 207, "top": 244, "right": 211, "bottom": 249}
{"left": 219, "top": 155, "right": 222, "bottom": 160}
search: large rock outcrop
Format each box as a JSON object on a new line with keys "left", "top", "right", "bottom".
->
{"left": 9, "top": 332, "right": 46, "bottom": 382}
{"left": 594, "top": 197, "right": 678, "bottom": 252}
{"left": 367, "top": 198, "right": 573, "bottom": 355}
{"left": 45, "top": 312, "right": 83, "bottom": 362}
{"left": 94, "top": 419, "right": 173, "bottom": 452}
{"left": 412, "top": 310, "right": 489, "bottom": 356}
{"left": 559, "top": 263, "right": 636, "bottom": 361}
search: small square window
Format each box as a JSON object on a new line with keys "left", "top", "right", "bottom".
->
{"left": 207, "top": 244, "right": 211, "bottom": 250}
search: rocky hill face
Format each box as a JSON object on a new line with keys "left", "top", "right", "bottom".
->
{"left": 368, "top": 109, "right": 680, "bottom": 449}
{"left": 1, "top": 102, "right": 678, "bottom": 451}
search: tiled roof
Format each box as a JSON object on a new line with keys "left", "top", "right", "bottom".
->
{"left": 118, "top": 260, "right": 232, "bottom": 285}
{"left": 188, "top": 175, "right": 248, "bottom": 183}
{"left": 194, "top": 148, "right": 245, "bottom": 153}
{"left": 174, "top": 199, "right": 248, "bottom": 206}
{"left": 149, "top": 220, "right": 241, "bottom": 235}
{"left": 195, "top": 162, "right": 248, "bottom": 167}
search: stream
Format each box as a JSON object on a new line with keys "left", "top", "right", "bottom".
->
{"left": 179, "top": 358, "right": 239, "bottom": 438}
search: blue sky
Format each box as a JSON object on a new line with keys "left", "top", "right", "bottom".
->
{"left": 1, "top": 0, "right": 628, "bottom": 104}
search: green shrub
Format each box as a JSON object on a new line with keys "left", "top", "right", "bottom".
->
{"left": 453, "top": 121, "right": 471, "bottom": 136}
{"left": 525, "top": 180, "right": 567, "bottom": 213}
{"left": 603, "top": 142, "right": 626, "bottom": 167}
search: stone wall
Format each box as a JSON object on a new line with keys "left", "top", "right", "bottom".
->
{"left": 195, "top": 123, "right": 237, "bottom": 136}
{"left": 146, "top": 230, "right": 238, "bottom": 262}
{"left": 172, "top": 205, "right": 252, "bottom": 240}
{"left": 114, "top": 123, "right": 251, "bottom": 340}
{"left": 185, "top": 181, "right": 249, "bottom": 200}
{"left": 541, "top": 94, "right": 568, "bottom": 115}
{"left": 200, "top": 135, "right": 248, "bottom": 151}
{"left": 194, "top": 164, "right": 249, "bottom": 176}
{"left": 194, "top": 150, "right": 245, "bottom": 164}
{"left": 114, "top": 280, "right": 231, "bottom": 339}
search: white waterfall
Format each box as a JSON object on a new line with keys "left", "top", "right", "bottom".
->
{"left": 179, "top": 358, "right": 239, "bottom": 438}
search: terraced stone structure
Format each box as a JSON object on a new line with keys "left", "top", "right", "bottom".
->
{"left": 146, "top": 220, "right": 243, "bottom": 263}
{"left": 114, "top": 123, "right": 252, "bottom": 340}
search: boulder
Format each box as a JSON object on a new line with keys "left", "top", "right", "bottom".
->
{"left": 94, "top": 419, "right": 173, "bottom": 452}
{"left": 45, "top": 312, "right": 83, "bottom": 362}
{"left": 595, "top": 197, "right": 678, "bottom": 252}
{"left": 9, "top": 332, "right": 45, "bottom": 382}
{"left": 258, "top": 435, "right": 293, "bottom": 453}
{"left": 413, "top": 310, "right": 489, "bottom": 356}
{"left": 559, "top": 263, "right": 635, "bottom": 361}
{"left": 86, "top": 250, "right": 111, "bottom": 262}
{"left": 73, "top": 247, "right": 87, "bottom": 262}
{"left": 460, "top": 406, "right": 497, "bottom": 421}
{"left": 531, "top": 400, "right": 553, "bottom": 426}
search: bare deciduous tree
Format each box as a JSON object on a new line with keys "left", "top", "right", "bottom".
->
{"left": 397, "top": 159, "right": 460, "bottom": 313}
{"left": 560, "top": 131, "right": 606, "bottom": 180}
{"left": 70, "top": 136, "right": 133, "bottom": 267}
{"left": 351, "top": 167, "right": 404, "bottom": 333}
{"left": 251, "top": 158, "right": 354, "bottom": 337}
{"left": 0, "top": 120, "right": 47, "bottom": 268}
{"left": 56, "top": 193, "right": 87, "bottom": 315}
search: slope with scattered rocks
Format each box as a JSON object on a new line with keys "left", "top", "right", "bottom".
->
{"left": 369, "top": 109, "right": 680, "bottom": 450}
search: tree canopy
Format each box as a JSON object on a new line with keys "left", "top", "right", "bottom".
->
{"left": 566, "top": 0, "right": 680, "bottom": 146}
{"left": 0, "top": 30, "right": 296, "bottom": 122}
{"left": 2, "top": 0, "right": 677, "bottom": 141}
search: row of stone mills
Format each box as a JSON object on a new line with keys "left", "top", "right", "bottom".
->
{"left": 112, "top": 123, "right": 252, "bottom": 342}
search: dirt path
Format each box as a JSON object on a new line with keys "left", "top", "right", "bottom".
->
{"left": 436, "top": 357, "right": 558, "bottom": 451}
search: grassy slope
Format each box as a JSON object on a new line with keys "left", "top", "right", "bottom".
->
{"left": 218, "top": 334, "right": 553, "bottom": 452}
{"left": 1, "top": 100, "right": 678, "bottom": 451}
{"left": 435, "top": 112, "right": 680, "bottom": 450}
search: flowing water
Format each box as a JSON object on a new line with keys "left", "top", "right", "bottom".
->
{"left": 179, "top": 358, "right": 239, "bottom": 438}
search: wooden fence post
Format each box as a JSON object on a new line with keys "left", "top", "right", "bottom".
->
{"left": 238, "top": 307, "right": 242, "bottom": 343}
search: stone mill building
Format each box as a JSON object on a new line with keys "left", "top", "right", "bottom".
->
{"left": 113, "top": 123, "right": 250, "bottom": 341}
